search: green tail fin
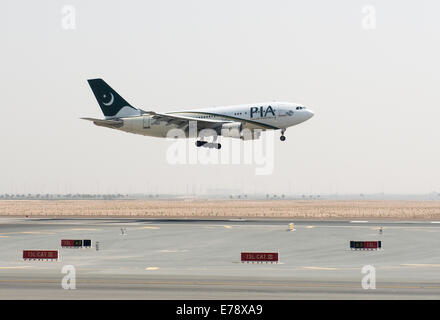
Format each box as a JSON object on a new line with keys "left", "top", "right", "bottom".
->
{"left": 87, "top": 79, "right": 139, "bottom": 118}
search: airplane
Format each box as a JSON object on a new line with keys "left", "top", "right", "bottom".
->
{"left": 82, "top": 79, "right": 314, "bottom": 149}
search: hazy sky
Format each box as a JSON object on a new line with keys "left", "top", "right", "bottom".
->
{"left": 1, "top": 0, "right": 439, "bottom": 195}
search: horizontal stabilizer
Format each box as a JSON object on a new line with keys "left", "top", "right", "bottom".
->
{"left": 80, "top": 117, "right": 123, "bottom": 128}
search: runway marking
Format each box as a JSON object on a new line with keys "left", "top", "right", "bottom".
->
{"left": 0, "top": 231, "right": 57, "bottom": 235}
{"left": 350, "top": 221, "right": 368, "bottom": 223}
{"left": 143, "top": 226, "right": 160, "bottom": 230}
{"left": 18, "top": 231, "right": 56, "bottom": 235}
{"left": 0, "top": 236, "right": 9, "bottom": 238}
{"left": 223, "top": 225, "right": 232, "bottom": 229}
{"left": 431, "top": 221, "right": 440, "bottom": 224}
{"left": 305, "top": 226, "right": 315, "bottom": 229}
{"left": 0, "top": 266, "right": 33, "bottom": 269}
{"left": 401, "top": 264, "right": 440, "bottom": 268}
{"left": 145, "top": 267, "right": 160, "bottom": 271}
{"left": 302, "top": 267, "right": 339, "bottom": 271}
{"left": 69, "top": 228, "right": 101, "bottom": 231}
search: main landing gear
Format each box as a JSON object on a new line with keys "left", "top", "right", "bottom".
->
{"left": 280, "top": 129, "right": 286, "bottom": 141}
{"left": 196, "top": 140, "right": 221, "bottom": 149}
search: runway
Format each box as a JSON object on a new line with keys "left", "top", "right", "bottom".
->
{"left": 1, "top": 218, "right": 440, "bottom": 299}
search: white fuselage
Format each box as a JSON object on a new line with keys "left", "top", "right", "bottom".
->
{"left": 118, "top": 102, "right": 314, "bottom": 138}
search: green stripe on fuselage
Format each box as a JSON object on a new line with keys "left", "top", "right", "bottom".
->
{"left": 167, "top": 111, "right": 280, "bottom": 130}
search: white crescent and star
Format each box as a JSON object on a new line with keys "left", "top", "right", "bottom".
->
{"left": 102, "top": 93, "right": 114, "bottom": 106}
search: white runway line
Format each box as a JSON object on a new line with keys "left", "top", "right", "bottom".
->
{"left": 401, "top": 264, "right": 440, "bottom": 268}
{"left": 302, "top": 266, "right": 339, "bottom": 271}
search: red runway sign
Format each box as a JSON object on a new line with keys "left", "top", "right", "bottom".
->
{"left": 241, "top": 252, "right": 279, "bottom": 263}
{"left": 23, "top": 250, "right": 58, "bottom": 260}
{"left": 363, "top": 241, "right": 379, "bottom": 249}
{"left": 350, "top": 241, "right": 382, "bottom": 250}
{"left": 61, "top": 240, "right": 75, "bottom": 247}
{"left": 61, "top": 239, "right": 83, "bottom": 247}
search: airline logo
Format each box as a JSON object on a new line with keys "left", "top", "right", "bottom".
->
{"left": 250, "top": 106, "right": 275, "bottom": 118}
{"left": 102, "top": 93, "right": 114, "bottom": 106}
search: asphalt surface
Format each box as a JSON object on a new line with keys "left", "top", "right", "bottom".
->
{"left": 1, "top": 218, "right": 440, "bottom": 299}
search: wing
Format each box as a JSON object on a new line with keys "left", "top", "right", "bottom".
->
{"left": 140, "top": 110, "right": 231, "bottom": 130}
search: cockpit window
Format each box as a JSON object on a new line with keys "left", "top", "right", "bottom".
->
{"left": 296, "top": 106, "right": 307, "bottom": 110}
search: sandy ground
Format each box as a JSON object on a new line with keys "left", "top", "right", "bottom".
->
{"left": 0, "top": 200, "right": 440, "bottom": 220}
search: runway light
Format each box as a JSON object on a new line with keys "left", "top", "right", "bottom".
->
{"left": 288, "top": 223, "right": 295, "bottom": 232}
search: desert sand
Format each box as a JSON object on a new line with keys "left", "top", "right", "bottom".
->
{"left": 0, "top": 200, "right": 440, "bottom": 220}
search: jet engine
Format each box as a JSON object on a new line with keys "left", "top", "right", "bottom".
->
{"left": 220, "top": 122, "right": 261, "bottom": 140}
{"left": 221, "top": 122, "right": 242, "bottom": 138}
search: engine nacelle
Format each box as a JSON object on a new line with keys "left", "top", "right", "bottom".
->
{"left": 221, "top": 122, "right": 242, "bottom": 138}
{"left": 220, "top": 122, "right": 261, "bottom": 140}
{"left": 241, "top": 129, "right": 261, "bottom": 141}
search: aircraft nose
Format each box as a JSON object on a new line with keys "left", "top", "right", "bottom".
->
{"left": 306, "top": 109, "right": 314, "bottom": 119}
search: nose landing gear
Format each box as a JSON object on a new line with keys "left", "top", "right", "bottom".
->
{"left": 280, "top": 129, "right": 286, "bottom": 141}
